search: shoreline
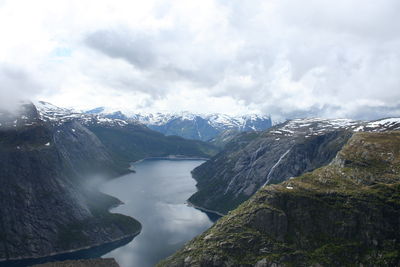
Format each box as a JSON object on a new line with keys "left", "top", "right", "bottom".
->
{"left": 131, "top": 155, "right": 209, "bottom": 166}
{"left": 186, "top": 200, "right": 226, "bottom": 217}
{"left": 1, "top": 157, "right": 207, "bottom": 265}
{"left": 0, "top": 231, "right": 141, "bottom": 264}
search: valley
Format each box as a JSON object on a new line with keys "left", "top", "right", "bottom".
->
{"left": 1, "top": 101, "right": 400, "bottom": 266}
{"left": 2, "top": 2, "right": 399, "bottom": 266}
{"left": 0, "top": 102, "right": 218, "bottom": 266}
{"left": 100, "top": 159, "right": 213, "bottom": 267}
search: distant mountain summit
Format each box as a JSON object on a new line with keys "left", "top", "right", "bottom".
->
{"left": 85, "top": 108, "right": 272, "bottom": 141}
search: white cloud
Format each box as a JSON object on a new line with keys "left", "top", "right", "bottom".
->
{"left": 0, "top": 0, "right": 399, "bottom": 120}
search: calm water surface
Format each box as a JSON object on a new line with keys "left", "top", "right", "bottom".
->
{"left": 100, "top": 159, "right": 213, "bottom": 267}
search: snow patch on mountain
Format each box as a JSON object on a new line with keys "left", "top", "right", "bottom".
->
{"left": 83, "top": 107, "right": 273, "bottom": 141}
{"left": 268, "top": 117, "right": 400, "bottom": 139}
{"left": 365, "top": 118, "right": 400, "bottom": 131}
{"left": 35, "top": 101, "right": 131, "bottom": 128}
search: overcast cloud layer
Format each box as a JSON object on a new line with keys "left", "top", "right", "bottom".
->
{"left": 0, "top": 0, "right": 399, "bottom": 121}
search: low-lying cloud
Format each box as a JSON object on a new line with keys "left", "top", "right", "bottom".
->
{"left": 1, "top": 0, "right": 399, "bottom": 120}
{"left": 0, "top": 65, "right": 42, "bottom": 111}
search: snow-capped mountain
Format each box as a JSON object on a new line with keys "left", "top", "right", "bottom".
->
{"left": 87, "top": 109, "right": 273, "bottom": 141}
{"left": 18, "top": 101, "right": 272, "bottom": 143}
{"left": 131, "top": 112, "right": 269, "bottom": 129}
{"left": 267, "top": 117, "right": 400, "bottom": 139}
{"left": 35, "top": 101, "right": 131, "bottom": 128}
{"left": 134, "top": 112, "right": 273, "bottom": 141}
{"left": 20, "top": 101, "right": 219, "bottom": 162}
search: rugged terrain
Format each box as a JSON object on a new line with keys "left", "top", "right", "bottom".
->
{"left": 0, "top": 103, "right": 141, "bottom": 264}
{"left": 189, "top": 118, "right": 400, "bottom": 214}
{"left": 138, "top": 113, "right": 272, "bottom": 142}
{"left": 86, "top": 107, "right": 272, "bottom": 141}
{"left": 0, "top": 101, "right": 222, "bottom": 265}
{"left": 159, "top": 131, "right": 400, "bottom": 266}
{"left": 37, "top": 101, "right": 218, "bottom": 166}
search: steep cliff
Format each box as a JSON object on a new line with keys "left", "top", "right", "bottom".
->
{"left": 0, "top": 104, "right": 140, "bottom": 264}
{"left": 189, "top": 118, "right": 400, "bottom": 215}
{"left": 159, "top": 131, "right": 400, "bottom": 266}
{"left": 189, "top": 119, "right": 357, "bottom": 214}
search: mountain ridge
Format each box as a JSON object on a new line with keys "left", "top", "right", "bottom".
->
{"left": 158, "top": 131, "right": 400, "bottom": 266}
{"left": 188, "top": 117, "right": 400, "bottom": 215}
{"left": 34, "top": 101, "right": 219, "bottom": 166}
{"left": 84, "top": 106, "right": 272, "bottom": 141}
{"left": 0, "top": 103, "right": 141, "bottom": 264}
{"left": 0, "top": 101, "right": 218, "bottom": 264}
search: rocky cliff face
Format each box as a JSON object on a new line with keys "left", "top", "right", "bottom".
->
{"left": 189, "top": 119, "right": 358, "bottom": 214}
{"left": 159, "top": 131, "right": 400, "bottom": 267}
{"left": 0, "top": 103, "right": 140, "bottom": 263}
{"left": 189, "top": 118, "right": 400, "bottom": 215}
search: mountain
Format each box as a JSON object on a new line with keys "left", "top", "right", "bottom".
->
{"left": 188, "top": 118, "right": 400, "bottom": 215}
{"left": 0, "top": 101, "right": 219, "bottom": 265}
{"left": 36, "top": 102, "right": 219, "bottom": 166}
{"left": 133, "top": 113, "right": 272, "bottom": 141}
{"left": 159, "top": 131, "right": 400, "bottom": 266}
{"left": 209, "top": 129, "right": 242, "bottom": 148}
{"left": 86, "top": 108, "right": 272, "bottom": 142}
{"left": 0, "top": 103, "right": 140, "bottom": 264}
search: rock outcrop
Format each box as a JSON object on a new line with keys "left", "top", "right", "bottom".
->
{"left": 189, "top": 119, "right": 357, "bottom": 214}
{"left": 189, "top": 118, "right": 400, "bottom": 215}
{"left": 159, "top": 131, "right": 400, "bottom": 266}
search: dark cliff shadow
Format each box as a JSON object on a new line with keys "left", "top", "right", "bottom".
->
{"left": 0, "top": 235, "right": 136, "bottom": 267}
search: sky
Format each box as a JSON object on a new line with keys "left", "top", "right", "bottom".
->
{"left": 0, "top": 0, "right": 399, "bottom": 121}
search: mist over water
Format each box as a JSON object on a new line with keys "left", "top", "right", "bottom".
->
{"left": 100, "top": 159, "right": 213, "bottom": 267}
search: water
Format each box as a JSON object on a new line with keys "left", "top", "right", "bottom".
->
{"left": 100, "top": 159, "right": 214, "bottom": 267}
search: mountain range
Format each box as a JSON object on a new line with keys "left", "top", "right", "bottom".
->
{"left": 35, "top": 101, "right": 219, "bottom": 165}
{"left": 2, "top": 100, "right": 400, "bottom": 266}
{"left": 85, "top": 107, "right": 272, "bottom": 141}
{"left": 0, "top": 101, "right": 217, "bottom": 265}
{"left": 188, "top": 117, "right": 400, "bottom": 214}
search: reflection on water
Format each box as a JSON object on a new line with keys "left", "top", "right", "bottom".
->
{"left": 100, "top": 159, "right": 214, "bottom": 267}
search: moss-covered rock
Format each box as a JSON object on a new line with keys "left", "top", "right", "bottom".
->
{"left": 158, "top": 132, "right": 400, "bottom": 267}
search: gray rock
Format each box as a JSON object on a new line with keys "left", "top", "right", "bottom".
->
{"left": 0, "top": 104, "right": 140, "bottom": 261}
{"left": 189, "top": 119, "right": 354, "bottom": 214}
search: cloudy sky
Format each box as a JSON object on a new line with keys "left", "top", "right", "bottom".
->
{"left": 0, "top": 0, "right": 399, "bottom": 120}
